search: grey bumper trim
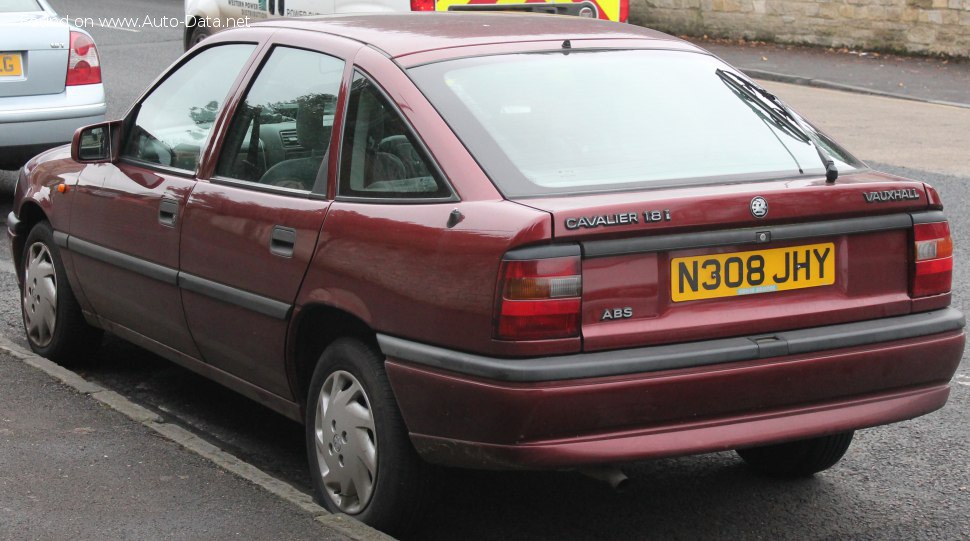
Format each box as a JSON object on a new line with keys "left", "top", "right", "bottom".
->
{"left": 6, "top": 211, "right": 23, "bottom": 235}
{"left": 0, "top": 102, "right": 107, "bottom": 123}
{"left": 378, "top": 308, "right": 965, "bottom": 382}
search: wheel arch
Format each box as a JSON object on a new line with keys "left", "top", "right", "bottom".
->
{"left": 288, "top": 303, "right": 381, "bottom": 421}
{"left": 12, "top": 201, "right": 50, "bottom": 277}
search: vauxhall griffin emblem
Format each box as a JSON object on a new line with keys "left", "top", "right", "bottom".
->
{"left": 750, "top": 196, "right": 768, "bottom": 219}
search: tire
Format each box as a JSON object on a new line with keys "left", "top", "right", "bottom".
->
{"left": 305, "top": 337, "right": 437, "bottom": 535}
{"left": 187, "top": 25, "right": 213, "bottom": 49}
{"left": 21, "top": 221, "right": 102, "bottom": 364}
{"left": 736, "top": 431, "right": 854, "bottom": 477}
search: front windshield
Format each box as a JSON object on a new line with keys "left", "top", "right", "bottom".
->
{"left": 410, "top": 49, "right": 863, "bottom": 197}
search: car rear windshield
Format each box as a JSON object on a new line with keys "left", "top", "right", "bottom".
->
{"left": 409, "top": 49, "right": 863, "bottom": 198}
{"left": 0, "top": 0, "right": 42, "bottom": 12}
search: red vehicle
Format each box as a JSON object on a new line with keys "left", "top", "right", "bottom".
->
{"left": 8, "top": 13, "right": 964, "bottom": 535}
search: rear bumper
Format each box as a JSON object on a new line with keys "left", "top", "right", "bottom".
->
{"left": 381, "top": 308, "right": 965, "bottom": 469}
{"left": 7, "top": 211, "right": 24, "bottom": 283}
{"left": 0, "top": 85, "right": 106, "bottom": 168}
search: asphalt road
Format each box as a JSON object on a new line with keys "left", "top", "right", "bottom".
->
{"left": 2, "top": 1, "right": 969, "bottom": 539}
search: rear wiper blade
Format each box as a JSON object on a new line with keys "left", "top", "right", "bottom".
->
{"left": 716, "top": 69, "right": 839, "bottom": 183}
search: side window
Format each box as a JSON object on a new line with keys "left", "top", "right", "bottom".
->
{"left": 122, "top": 44, "right": 255, "bottom": 172}
{"left": 338, "top": 74, "right": 451, "bottom": 199}
{"left": 216, "top": 46, "right": 344, "bottom": 192}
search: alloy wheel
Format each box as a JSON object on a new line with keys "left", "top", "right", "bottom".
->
{"left": 313, "top": 369, "right": 378, "bottom": 514}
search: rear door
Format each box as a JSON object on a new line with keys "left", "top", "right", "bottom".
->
{"left": 178, "top": 33, "right": 356, "bottom": 399}
{"left": 68, "top": 42, "right": 258, "bottom": 354}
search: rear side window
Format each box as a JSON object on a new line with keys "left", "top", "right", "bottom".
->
{"left": 337, "top": 73, "right": 451, "bottom": 200}
{"left": 215, "top": 46, "right": 344, "bottom": 192}
{"left": 122, "top": 44, "right": 255, "bottom": 172}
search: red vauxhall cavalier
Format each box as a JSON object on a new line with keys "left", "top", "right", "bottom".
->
{"left": 8, "top": 13, "right": 964, "bottom": 534}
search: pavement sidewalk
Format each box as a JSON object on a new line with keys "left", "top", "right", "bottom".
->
{"left": 693, "top": 38, "right": 970, "bottom": 108}
{"left": 0, "top": 340, "right": 384, "bottom": 541}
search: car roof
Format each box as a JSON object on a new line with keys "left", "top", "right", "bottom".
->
{"left": 253, "top": 13, "right": 699, "bottom": 61}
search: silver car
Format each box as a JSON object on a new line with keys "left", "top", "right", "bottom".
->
{"left": 0, "top": 0, "right": 105, "bottom": 170}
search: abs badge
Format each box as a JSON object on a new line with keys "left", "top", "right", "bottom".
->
{"left": 750, "top": 196, "right": 768, "bottom": 219}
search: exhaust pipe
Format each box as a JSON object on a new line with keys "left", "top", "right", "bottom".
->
{"left": 577, "top": 466, "right": 630, "bottom": 491}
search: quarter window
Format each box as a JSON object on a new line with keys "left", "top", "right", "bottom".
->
{"left": 216, "top": 46, "right": 344, "bottom": 192}
{"left": 121, "top": 44, "right": 255, "bottom": 172}
{"left": 338, "top": 74, "right": 450, "bottom": 199}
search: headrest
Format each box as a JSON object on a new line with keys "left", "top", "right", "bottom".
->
{"left": 296, "top": 93, "right": 335, "bottom": 153}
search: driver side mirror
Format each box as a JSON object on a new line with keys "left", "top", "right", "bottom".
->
{"left": 71, "top": 120, "right": 123, "bottom": 163}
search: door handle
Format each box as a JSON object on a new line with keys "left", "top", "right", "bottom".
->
{"left": 270, "top": 226, "right": 296, "bottom": 258}
{"left": 159, "top": 198, "right": 179, "bottom": 227}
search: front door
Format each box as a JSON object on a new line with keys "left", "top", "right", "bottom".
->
{"left": 68, "top": 43, "right": 258, "bottom": 354}
{"left": 178, "top": 45, "right": 345, "bottom": 398}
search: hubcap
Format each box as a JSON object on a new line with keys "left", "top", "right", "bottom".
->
{"left": 23, "top": 242, "right": 57, "bottom": 348}
{"left": 314, "top": 370, "right": 377, "bottom": 514}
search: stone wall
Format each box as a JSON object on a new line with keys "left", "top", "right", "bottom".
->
{"left": 631, "top": 0, "right": 970, "bottom": 57}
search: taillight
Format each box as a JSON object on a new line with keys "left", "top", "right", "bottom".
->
{"left": 66, "top": 31, "right": 101, "bottom": 86}
{"left": 912, "top": 221, "right": 953, "bottom": 298}
{"left": 411, "top": 0, "right": 435, "bottom": 11}
{"left": 495, "top": 253, "right": 582, "bottom": 341}
{"left": 618, "top": 0, "right": 629, "bottom": 22}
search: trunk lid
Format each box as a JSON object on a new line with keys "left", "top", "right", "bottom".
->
{"left": 0, "top": 14, "right": 69, "bottom": 98}
{"left": 517, "top": 171, "right": 933, "bottom": 352}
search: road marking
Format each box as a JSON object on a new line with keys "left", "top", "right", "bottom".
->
{"left": 955, "top": 374, "right": 970, "bottom": 387}
{"left": 0, "top": 336, "right": 395, "bottom": 541}
{"left": 90, "top": 23, "right": 140, "bottom": 33}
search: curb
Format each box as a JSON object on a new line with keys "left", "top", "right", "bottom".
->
{"left": 0, "top": 337, "right": 395, "bottom": 541}
{"left": 743, "top": 68, "right": 970, "bottom": 110}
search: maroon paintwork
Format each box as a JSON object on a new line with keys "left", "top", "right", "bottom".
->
{"left": 7, "top": 14, "right": 964, "bottom": 470}
{"left": 387, "top": 330, "right": 963, "bottom": 467}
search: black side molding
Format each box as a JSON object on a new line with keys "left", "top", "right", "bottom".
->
{"left": 378, "top": 308, "right": 965, "bottom": 383}
{"left": 63, "top": 233, "right": 292, "bottom": 320}
{"left": 69, "top": 236, "right": 178, "bottom": 286}
{"left": 179, "top": 273, "right": 291, "bottom": 320}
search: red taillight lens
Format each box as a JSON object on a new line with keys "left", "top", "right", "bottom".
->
{"left": 495, "top": 254, "right": 582, "bottom": 341}
{"left": 67, "top": 31, "right": 101, "bottom": 86}
{"left": 912, "top": 221, "right": 953, "bottom": 298}
{"left": 411, "top": 0, "right": 435, "bottom": 11}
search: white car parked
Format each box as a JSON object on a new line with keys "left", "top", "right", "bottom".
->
{"left": 184, "top": 0, "right": 627, "bottom": 49}
{"left": 0, "top": 0, "right": 105, "bottom": 170}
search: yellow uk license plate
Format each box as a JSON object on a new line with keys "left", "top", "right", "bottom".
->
{"left": 671, "top": 242, "right": 835, "bottom": 302}
{"left": 0, "top": 53, "right": 23, "bottom": 77}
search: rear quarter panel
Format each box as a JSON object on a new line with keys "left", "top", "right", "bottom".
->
{"left": 298, "top": 200, "right": 552, "bottom": 353}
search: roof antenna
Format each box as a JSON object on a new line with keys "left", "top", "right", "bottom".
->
{"left": 562, "top": 39, "right": 571, "bottom": 49}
